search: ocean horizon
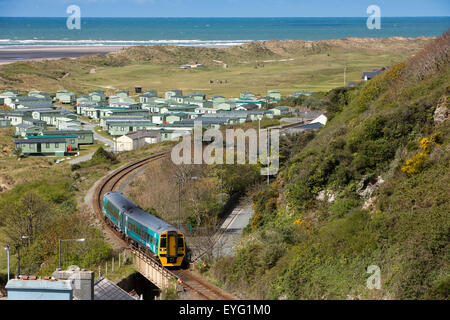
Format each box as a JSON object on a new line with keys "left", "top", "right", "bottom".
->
{"left": 0, "top": 17, "right": 449, "bottom": 48}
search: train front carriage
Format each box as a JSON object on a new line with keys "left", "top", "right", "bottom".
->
{"left": 158, "top": 231, "right": 185, "bottom": 267}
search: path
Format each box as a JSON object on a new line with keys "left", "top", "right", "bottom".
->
{"left": 69, "top": 121, "right": 114, "bottom": 164}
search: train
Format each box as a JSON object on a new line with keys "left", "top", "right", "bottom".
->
{"left": 102, "top": 191, "right": 186, "bottom": 267}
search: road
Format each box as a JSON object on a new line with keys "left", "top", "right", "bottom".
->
{"left": 69, "top": 121, "right": 114, "bottom": 164}
{"left": 212, "top": 199, "right": 254, "bottom": 257}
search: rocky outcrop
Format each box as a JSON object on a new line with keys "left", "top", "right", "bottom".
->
{"left": 434, "top": 95, "right": 448, "bottom": 124}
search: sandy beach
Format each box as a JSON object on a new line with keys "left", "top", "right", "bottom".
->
{"left": 0, "top": 46, "right": 129, "bottom": 65}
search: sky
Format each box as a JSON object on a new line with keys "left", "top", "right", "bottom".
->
{"left": 0, "top": 0, "right": 449, "bottom": 17}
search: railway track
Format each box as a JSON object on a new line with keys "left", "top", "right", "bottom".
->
{"left": 93, "top": 151, "right": 236, "bottom": 300}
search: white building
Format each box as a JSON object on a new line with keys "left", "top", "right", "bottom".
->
{"left": 115, "top": 131, "right": 161, "bottom": 152}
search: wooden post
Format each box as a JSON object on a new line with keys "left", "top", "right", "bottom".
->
{"left": 105, "top": 261, "right": 108, "bottom": 276}
{"left": 118, "top": 252, "right": 121, "bottom": 268}
{"left": 112, "top": 257, "right": 114, "bottom": 272}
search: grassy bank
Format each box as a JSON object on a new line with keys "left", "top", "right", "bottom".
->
{"left": 211, "top": 33, "right": 450, "bottom": 300}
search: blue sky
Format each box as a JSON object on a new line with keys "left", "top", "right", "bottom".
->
{"left": 0, "top": 0, "right": 449, "bottom": 17}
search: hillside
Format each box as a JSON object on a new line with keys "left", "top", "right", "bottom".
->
{"left": 211, "top": 32, "right": 450, "bottom": 299}
{"left": 0, "top": 37, "right": 432, "bottom": 96}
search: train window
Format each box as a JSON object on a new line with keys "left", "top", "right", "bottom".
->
{"left": 150, "top": 235, "right": 153, "bottom": 243}
{"left": 177, "top": 237, "right": 184, "bottom": 248}
{"left": 160, "top": 238, "right": 166, "bottom": 248}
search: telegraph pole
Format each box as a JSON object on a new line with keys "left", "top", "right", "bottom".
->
{"left": 344, "top": 66, "right": 347, "bottom": 87}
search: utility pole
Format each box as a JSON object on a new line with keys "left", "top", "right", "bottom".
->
{"left": 344, "top": 66, "right": 347, "bottom": 87}
{"left": 15, "top": 244, "right": 20, "bottom": 277}
{"left": 177, "top": 175, "right": 181, "bottom": 230}
{"left": 4, "top": 245, "right": 10, "bottom": 281}
{"left": 267, "top": 128, "right": 270, "bottom": 186}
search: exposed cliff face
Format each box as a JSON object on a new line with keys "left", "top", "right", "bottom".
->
{"left": 434, "top": 95, "right": 449, "bottom": 124}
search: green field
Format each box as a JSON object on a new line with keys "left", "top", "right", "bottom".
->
{"left": 67, "top": 51, "right": 411, "bottom": 97}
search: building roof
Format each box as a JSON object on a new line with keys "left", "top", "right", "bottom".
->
{"left": 14, "top": 137, "right": 66, "bottom": 144}
{"left": 15, "top": 123, "right": 34, "bottom": 129}
{"left": 28, "top": 135, "right": 77, "bottom": 139}
{"left": 290, "top": 122, "right": 324, "bottom": 131}
{"left": 125, "top": 131, "right": 161, "bottom": 140}
{"left": 23, "top": 118, "right": 46, "bottom": 123}
{"left": 106, "top": 120, "right": 153, "bottom": 126}
{"left": 93, "top": 277, "right": 136, "bottom": 301}
{"left": 175, "top": 118, "right": 228, "bottom": 125}
{"left": 43, "top": 130, "right": 92, "bottom": 134}
{"left": 6, "top": 279, "right": 73, "bottom": 291}
{"left": 361, "top": 67, "right": 387, "bottom": 80}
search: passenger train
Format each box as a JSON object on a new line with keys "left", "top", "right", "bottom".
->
{"left": 102, "top": 191, "right": 186, "bottom": 267}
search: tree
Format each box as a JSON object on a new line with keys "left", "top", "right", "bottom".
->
{"left": 3, "top": 192, "right": 51, "bottom": 246}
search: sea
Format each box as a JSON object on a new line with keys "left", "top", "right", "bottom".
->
{"left": 0, "top": 17, "right": 449, "bottom": 47}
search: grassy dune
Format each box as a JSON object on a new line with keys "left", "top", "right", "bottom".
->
{"left": 0, "top": 37, "right": 432, "bottom": 97}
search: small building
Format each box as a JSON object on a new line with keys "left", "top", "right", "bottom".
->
{"left": 5, "top": 278, "right": 73, "bottom": 300}
{"left": 89, "top": 91, "right": 107, "bottom": 103}
{"left": 235, "top": 103, "right": 259, "bottom": 111}
{"left": 139, "top": 91, "right": 158, "bottom": 104}
{"left": 165, "top": 90, "right": 182, "bottom": 100}
{"left": 42, "top": 130, "right": 94, "bottom": 145}
{"left": 187, "top": 92, "right": 206, "bottom": 101}
{"left": 14, "top": 137, "right": 67, "bottom": 156}
{"left": 56, "top": 90, "right": 76, "bottom": 104}
{"left": 22, "top": 117, "right": 47, "bottom": 129}
{"left": 215, "top": 102, "right": 235, "bottom": 111}
{"left": 106, "top": 119, "right": 154, "bottom": 136}
{"left": 267, "top": 90, "right": 281, "bottom": 102}
{"left": 52, "top": 269, "right": 95, "bottom": 301}
{"left": 269, "top": 106, "right": 290, "bottom": 116}
{"left": 212, "top": 95, "right": 226, "bottom": 108}
{"left": 0, "top": 118, "right": 11, "bottom": 128}
{"left": 362, "top": 67, "right": 387, "bottom": 81}
{"left": 28, "top": 134, "right": 79, "bottom": 151}
{"left": 76, "top": 96, "right": 91, "bottom": 105}
{"left": 240, "top": 92, "right": 257, "bottom": 100}
{"left": 195, "top": 107, "right": 219, "bottom": 115}
{"left": 14, "top": 124, "right": 42, "bottom": 137}
{"left": 115, "top": 131, "right": 161, "bottom": 152}
{"left": 28, "top": 91, "right": 51, "bottom": 99}
{"left": 0, "top": 89, "right": 19, "bottom": 107}
{"left": 115, "top": 90, "right": 129, "bottom": 99}
{"left": 165, "top": 112, "right": 189, "bottom": 124}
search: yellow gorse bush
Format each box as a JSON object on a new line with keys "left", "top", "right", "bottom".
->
{"left": 401, "top": 152, "right": 428, "bottom": 175}
{"left": 419, "top": 137, "right": 431, "bottom": 153}
{"left": 401, "top": 132, "right": 442, "bottom": 176}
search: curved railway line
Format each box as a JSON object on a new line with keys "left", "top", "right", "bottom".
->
{"left": 92, "top": 151, "right": 236, "bottom": 300}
